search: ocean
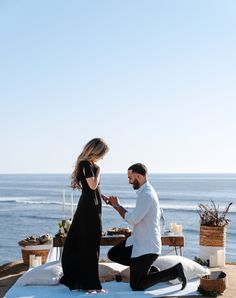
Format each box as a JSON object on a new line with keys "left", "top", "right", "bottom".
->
{"left": 0, "top": 173, "right": 235, "bottom": 266}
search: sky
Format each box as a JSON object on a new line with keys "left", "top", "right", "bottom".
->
{"left": 0, "top": 0, "right": 236, "bottom": 174}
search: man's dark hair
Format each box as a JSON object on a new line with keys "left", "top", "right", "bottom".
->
{"left": 128, "top": 163, "right": 147, "bottom": 176}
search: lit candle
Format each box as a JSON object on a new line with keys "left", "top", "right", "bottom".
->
{"left": 62, "top": 190, "right": 65, "bottom": 219}
{"left": 175, "top": 224, "right": 183, "bottom": 235}
{"left": 70, "top": 193, "right": 74, "bottom": 219}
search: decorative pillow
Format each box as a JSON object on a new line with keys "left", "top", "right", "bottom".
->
{"left": 15, "top": 261, "right": 63, "bottom": 286}
{"left": 120, "top": 255, "right": 210, "bottom": 284}
{"left": 154, "top": 255, "right": 210, "bottom": 284}
{"left": 16, "top": 261, "right": 130, "bottom": 286}
{"left": 99, "top": 262, "right": 128, "bottom": 283}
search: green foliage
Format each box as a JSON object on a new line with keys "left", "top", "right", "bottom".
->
{"left": 194, "top": 256, "right": 209, "bottom": 267}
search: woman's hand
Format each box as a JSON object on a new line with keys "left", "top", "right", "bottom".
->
{"left": 92, "top": 162, "right": 100, "bottom": 170}
{"left": 93, "top": 163, "right": 100, "bottom": 178}
{"left": 101, "top": 194, "right": 111, "bottom": 205}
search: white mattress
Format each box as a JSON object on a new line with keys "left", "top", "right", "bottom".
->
{"left": 5, "top": 278, "right": 200, "bottom": 298}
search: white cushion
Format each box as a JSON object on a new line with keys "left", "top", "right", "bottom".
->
{"left": 154, "top": 256, "right": 210, "bottom": 284}
{"left": 15, "top": 261, "right": 63, "bottom": 286}
{"left": 99, "top": 262, "right": 128, "bottom": 282}
{"left": 16, "top": 261, "right": 128, "bottom": 286}
{"left": 120, "top": 255, "right": 210, "bottom": 284}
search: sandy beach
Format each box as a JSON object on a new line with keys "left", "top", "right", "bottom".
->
{"left": 1, "top": 260, "right": 235, "bottom": 298}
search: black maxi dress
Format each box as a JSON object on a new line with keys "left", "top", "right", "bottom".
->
{"left": 60, "top": 160, "right": 102, "bottom": 290}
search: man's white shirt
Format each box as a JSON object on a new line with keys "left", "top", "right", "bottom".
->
{"left": 124, "top": 181, "right": 161, "bottom": 258}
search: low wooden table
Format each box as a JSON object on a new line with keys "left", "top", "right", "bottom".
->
{"left": 161, "top": 235, "right": 184, "bottom": 256}
{"left": 53, "top": 234, "right": 184, "bottom": 255}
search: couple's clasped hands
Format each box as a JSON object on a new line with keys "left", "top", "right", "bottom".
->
{"left": 101, "top": 194, "right": 120, "bottom": 208}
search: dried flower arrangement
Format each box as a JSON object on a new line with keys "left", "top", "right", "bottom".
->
{"left": 198, "top": 200, "right": 233, "bottom": 227}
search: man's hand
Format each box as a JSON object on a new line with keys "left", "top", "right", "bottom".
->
{"left": 108, "top": 196, "right": 120, "bottom": 208}
{"left": 107, "top": 196, "right": 127, "bottom": 219}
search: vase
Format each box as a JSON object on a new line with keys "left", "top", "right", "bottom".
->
{"left": 199, "top": 225, "right": 226, "bottom": 267}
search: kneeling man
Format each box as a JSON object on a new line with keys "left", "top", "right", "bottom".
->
{"left": 105, "top": 163, "right": 187, "bottom": 291}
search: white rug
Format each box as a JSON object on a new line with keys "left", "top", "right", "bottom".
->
{"left": 5, "top": 279, "right": 200, "bottom": 298}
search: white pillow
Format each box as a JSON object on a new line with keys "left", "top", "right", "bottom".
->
{"left": 16, "top": 261, "right": 129, "bottom": 286}
{"left": 120, "top": 267, "right": 130, "bottom": 282}
{"left": 154, "top": 255, "right": 210, "bottom": 284}
{"left": 99, "top": 262, "right": 128, "bottom": 283}
{"left": 16, "top": 261, "right": 63, "bottom": 286}
{"left": 120, "top": 255, "right": 210, "bottom": 284}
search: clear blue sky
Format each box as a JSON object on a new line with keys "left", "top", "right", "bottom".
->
{"left": 0, "top": 0, "right": 235, "bottom": 173}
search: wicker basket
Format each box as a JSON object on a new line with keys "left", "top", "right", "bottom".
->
{"left": 21, "top": 247, "right": 50, "bottom": 266}
{"left": 200, "top": 272, "right": 227, "bottom": 294}
{"left": 200, "top": 225, "right": 226, "bottom": 247}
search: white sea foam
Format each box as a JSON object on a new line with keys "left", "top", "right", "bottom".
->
{"left": 1, "top": 196, "right": 236, "bottom": 212}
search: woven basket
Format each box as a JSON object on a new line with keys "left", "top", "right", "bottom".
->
{"left": 200, "top": 272, "right": 226, "bottom": 294}
{"left": 199, "top": 225, "right": 226, "bottom": 247}
{"left": 21, "top": 248, "right": 50, "bottom": 266}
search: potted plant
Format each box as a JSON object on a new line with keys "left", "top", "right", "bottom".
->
{"left": 198, "top": 200, "right": 232, "bottom": 228}
{"left": 198, "top": 200, "right": 232, "bottom": 265}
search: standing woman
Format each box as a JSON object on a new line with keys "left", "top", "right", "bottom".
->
{"left": 60, "top": 138, "right": 109, "bottom": 293}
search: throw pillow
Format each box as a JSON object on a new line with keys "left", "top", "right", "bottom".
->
{"left": 16, "top": 261, "right": 131, "bottom": 286}
{"left": 154, "top": 255, "right": 210, "bottom": 284}
{"left": 15, "top": 261, "right": 63, "bottom": 286}
{"left": 99, "top": 262, "right": 128, "bottom": 283}
{"left": 120, "top": 255, "right": 210, "bottom": 283}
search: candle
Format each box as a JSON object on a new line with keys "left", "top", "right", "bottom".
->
{"left": 170, "top": 222, "right": 176, "bottom": 233}
{"left": 70, "top": 193, "right": 74, "bottom": 219}
{"left": 209, "top": 253, "right": 217, "bottom": 267}
{"left": 216, "top": 250, "right": 225, "bottom": 267}
{"left": 31, "top": 258, "right": 39, "bottom": 268}
{"left": 174, "top": 224, "right": 183, "bottom": 235}
{"left": 62, "top": 190, "right": 65, "bottom": 219}
{"left": 36, "top": 256, "right": 42, "bottom": 266}
{"left": 29, "top": 254, "right": 35, "bottom": 267}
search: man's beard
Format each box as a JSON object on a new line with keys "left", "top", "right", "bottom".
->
{"left": 132, "top": 179, "right": 140, "bottom": 189}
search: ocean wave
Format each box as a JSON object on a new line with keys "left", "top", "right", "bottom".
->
{"left": 18, "top": 200, "right": 62, "bottom": 205}
{"left": 0, "top": 213, "right": 60, "bottom": 220}
{"left": 0, "top": 199, "right": 18, "bottom": 203}
{"left": 118, "top": 204, "right": 236, "bottom": 213}
{"left": 0, "top": 198, "right": 71, "bottom": 206}
{"left": 159, "top": 192, "right": 236, "bottom": 200}
{"left": 1, "top": 197, "right": 236, "bottom": 213}
{"left": 0, "top": 197, "right": 30, "bottom": 202}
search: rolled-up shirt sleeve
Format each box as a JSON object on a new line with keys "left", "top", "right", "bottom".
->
{"left": 124, "top": 194, "right": 152, "bottom": 225}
